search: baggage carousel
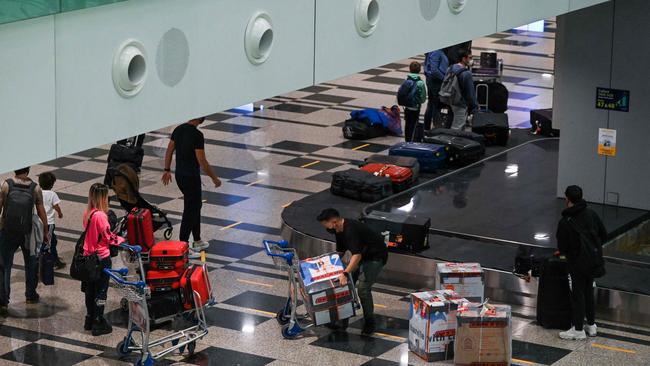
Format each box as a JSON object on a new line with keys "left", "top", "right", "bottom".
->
{"left": 281, "top": 132, "right": 650, "bottom": 325}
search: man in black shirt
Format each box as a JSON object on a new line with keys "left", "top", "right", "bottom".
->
{"left": 317, "top": 208, "right": 388, "bottom": 335}
{"left": 162, "top": 118, "right": 221, "bottom": 252}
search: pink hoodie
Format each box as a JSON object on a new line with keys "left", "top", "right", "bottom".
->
{"left": 83, "top": 210, "right": 125, "bottom": 259}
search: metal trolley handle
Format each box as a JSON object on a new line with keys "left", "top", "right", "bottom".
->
{"left": 263, "top": 240, "right": 295, "bottom": 265}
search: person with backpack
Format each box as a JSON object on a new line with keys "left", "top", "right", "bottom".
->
{"left": 439, "top": 49, "right": 478, "bottom": 130}
{"left": 556, "top": 185, "right": 607, "bottom": 340}
{"left": 397, "top": 61, "right": 427, "bottom": 142}
{"left": 0, "top": 167, "right": 49, "bottom": 315}
{"left": 423, "top": 49, "right": 449, "bottom": 130}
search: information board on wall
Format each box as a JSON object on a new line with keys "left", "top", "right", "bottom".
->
{"left": 596, "top": 87, "right": 630, "bottom": 112}
{"left": 598, "top": 128, "right": 617, "bottom": 157}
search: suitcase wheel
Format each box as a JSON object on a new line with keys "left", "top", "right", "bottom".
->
{"left": 116, "top": 338, "right": 133, "bottom": 357}
{"left": 281, "top": 324, "right": 300, "bottom": 339}
{"left": 277, "top": 309, "right": 290, "bottom": 325}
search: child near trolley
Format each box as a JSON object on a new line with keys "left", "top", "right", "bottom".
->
{"left": 81, "top": 183, "right": 125, "bottom": 336}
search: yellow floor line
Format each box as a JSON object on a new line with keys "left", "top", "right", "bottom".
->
{"left": 220, "top": 221, "right": 242, "bottom": 231}
{"left": 246, "top": 179, "right": 265, "bottom": 187}
{"left": 242, "top": 307, "right": 276, "bottom": 317}
{"left": 300, "top": 160, "right": 320, "bottom": 168}
{"left": 374, "top": 332, "right": 406, "bottom": 342}
{"left": 374, "top": 304, "right": 387, "bottom": 309}
{"left": 591, "top": 343, "right": 636, "bottom": 354}
{"left": 237, "top": 279, "right": 273, "bottom": 288}
{"left": 512, "top": 358, "right": 535, "bottom": 365}
{"left": 352, "top": 143, "right": 370, "bottom": 151}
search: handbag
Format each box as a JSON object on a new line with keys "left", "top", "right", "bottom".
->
{"left": 39, "top": 244, "right": 55, "bottom": 286}
{"left": 70, "top": 212, "right": 102, "bottom": 282}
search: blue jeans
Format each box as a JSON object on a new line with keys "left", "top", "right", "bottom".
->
{"left": 0, "top": 230, "right": 38, "bottom": 306}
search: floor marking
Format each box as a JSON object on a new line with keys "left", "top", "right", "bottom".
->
{"left": 374, "top": 332, "right": 405, "bottom": 342}
{"left": 281, "top": 202, "right": 293, "bottom": 208}
{"left": 202, "top": 199, "right": 207, "bottom": 203}
{"left": 247, "top": 179, "right": 265, "bottom": 187}
{"left": 374, "top": 304, "right": 387, "bottom": 309}
{"left": 512, "top": 358, "right": 535, "bottom": 365}
{"left": 352, "top": 143, "right": 370, "bottom": 151}
{"left": 242, "top": 307, "right": 276, "bottom": 317}
{"left": 300, "top": 160, "right": 320, "bottom": 168}
{"left": 220, "top": 221, "right": 242, "bottom": 231}
{"left": 591, "top": 343, "right": 636, "bottom": 354}
{"left": 237, "top": 279, "right": 273, "bottom": 288}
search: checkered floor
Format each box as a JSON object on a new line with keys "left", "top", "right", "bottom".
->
{"left": 1, "top": 19, "right": 650, "bottom": 366}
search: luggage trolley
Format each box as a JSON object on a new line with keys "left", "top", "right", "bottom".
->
{"left": 105, "top": 243, "right": 213, "bottom": 366}
{"left": 263, "top": 240, "right": 359, "bottom": 339}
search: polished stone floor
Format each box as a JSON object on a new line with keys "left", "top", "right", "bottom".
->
{"left": 1, "top": 19, "right": 650, "bottom": 366}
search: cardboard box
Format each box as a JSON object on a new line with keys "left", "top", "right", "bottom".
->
{"left": 454, "top": 303, "right": 512, "bottom": 366}
{"left": 298, "top": 253, "right": 356, "bottom": 326}
{"left": 435, "top": 262, "right": 484, "bottom": 302}
{"left": 409, "top": 290, "right": 467, "bottom": 362}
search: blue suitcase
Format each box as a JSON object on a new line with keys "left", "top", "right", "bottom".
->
{"left": 388, "top": 142, "right": 447, "bottom": 172}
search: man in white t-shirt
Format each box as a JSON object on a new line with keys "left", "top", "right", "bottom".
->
{"left": 39, "top": 172, "right": 65, "bottom": 269}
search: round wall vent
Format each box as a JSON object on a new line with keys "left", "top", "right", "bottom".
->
{"left": 355, "top": 0, "right": 380, "bottom": 38}
{"left": 419, "top": 0, "right": 441, "bottom": 21}
{"left": 245, "top": 12, "right": 274, "bottom": 65}
{"left": 156, "top": 28, "right": 190, "bottom": 87}
{"left": 448, "top": 0, "right": 468, "bottom": 14}
{"left": 113, "top": 40, "right": 147, "bottom": 98}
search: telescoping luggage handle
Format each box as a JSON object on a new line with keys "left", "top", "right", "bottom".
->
{"left": 263, "top": 240, "right": 295, "bottom": 266}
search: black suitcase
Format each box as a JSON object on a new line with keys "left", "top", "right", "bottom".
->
{"left": 363, "top": 155, "right": 420, "bottom": 182}
{"left": 331, "top": 169, "right": 392, "bottom": 202}
{"left": 434, "top": 104, "right": 454, "bottom": 129}
{"left": 148, "top": 290, "right": 182, "bottom": 320}
{"left": 422, "top": 134, "right": 485, "bottom": 166}
{"left": 361, "top": 211, "right": 430, "bottom": 252}
{"left": 474, "top": 81, "right": 509, "bottom": 113}
{"left": 342, "top": 119, "right": 386, "bottom": 140}
{"left": 472, "top": 113, "right": 509, "bottom": 146}
{"left": 530, "top": 108, "right": 559, "bottom": 137}
{"left": 425, "top": 128, "right": 486, "bottom": 145}
{"left": 359, "top": 175, "right": 393, "bottom": 202}
{"left": 536, "top": 257, "right": 572, "bottom": 330}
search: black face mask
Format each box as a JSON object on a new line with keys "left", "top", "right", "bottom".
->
{"left": 326, "top": 228, "right": 337, "bottom": 234}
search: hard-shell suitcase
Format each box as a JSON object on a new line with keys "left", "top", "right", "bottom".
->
{"left": 148, "top": 290, "right": 182, "bottom": 320}
{"left": 342, "top": 119, "right": 386, "bottom": 140}
{"left": 472, "top": 112, "right": 509, "bottom": 146}
{"left": 389, "top": 142, "right": 447, "bottom": 172}
{"left": 425, "top": 128, "right": 486, "bottom": 145}
{"left": 127, "top": 208, "right": 155, "bottom": 251}
{"left": 360, "top": 164, "right": 414, "bottom": 192}
{"left": 422, "top": 134, "right": 485, "bottom": 166}
{"left": 180, "top": 264, "right": 212, "bottom": 310}
{"left": 536, "top": 257, "right": 572, "bottom": 329}
{"left": 149, "top": 241, "right": 189, "bottom": 274}
{"left": 146, "top": 269, "right": 182, "bottom": 293}
{"left": 362, "top": 211, "right": 430, "bottom": 252}
{"left": 530, "top": 108, "right": 559, "bottom": 137}
{"left": 331, "top": 169, "right": 393, "bottom": 202}
{"left": 364, "top": 155, "right": 420, "bottom": 182}
{"left": 474, "top": 81, "right": 509, "bottom": 113}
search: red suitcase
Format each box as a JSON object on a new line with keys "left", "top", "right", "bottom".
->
{"left": 127, "top": 208, "right": 154, "bottom": 252}
{"left": 360, "top": 163, "right": 414, "bottom": 192}
{"left": 180, "top": 264, "right": 212, "bottom": 310}
{"left": 149, "top": 241, "right": 189, "bottom": 274}
{"left": 146, "top": 269, "right": 181, "bottom": 293}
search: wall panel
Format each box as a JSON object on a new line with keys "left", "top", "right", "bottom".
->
{"left": 570, "top": 0, "right": 610, "bottom": 12}
{"left": 497, "top": 0, "right": 569, "bottom": 31}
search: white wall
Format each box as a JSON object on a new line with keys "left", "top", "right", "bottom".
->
{"left": 497, "top": 0, "right": 568, "bottom": 31}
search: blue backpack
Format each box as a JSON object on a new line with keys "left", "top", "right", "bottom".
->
{"left": 397, "top": 78, "right": 419, "bottom": 108}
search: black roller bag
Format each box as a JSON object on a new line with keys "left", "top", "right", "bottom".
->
{"left": 363, "top": 155, "right": 420, "bottom": 182}
{"left": 330, "top": 169, "right": 392, "bottom": 202}
{"left": 472, "top": 112, "right": 509, "bottom": 146}
{"left": 342, "top": 119, "right": 387, "bottom": 140}
{"left": 148, "top": 290, "right": 182, "bottom": 320}
{"left": 434, "top": 104, "right": 454, "bottom": 129}
{"left": 362, "top": 211, "right": 430, "bottom": 253}
{"left": 530, "top": 108, "right": 559, "bottom": 137}
{"left": 537, "top": 257, "right": 572, "bottom": 329}
{"left": 424, "top": 128, "right": 486, "bottom": 145}
{"left": 474, "top": 81, "right": 509, "bottom": 113}
{"left": 104, "top": 143, "right": 145, "bottom": 186}
{"left": 422, "top": 134, "right": 485, "bottom": 166}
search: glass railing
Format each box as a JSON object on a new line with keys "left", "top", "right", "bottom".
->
{"left": 0, "top": 0, "right": 127, "bottom": 26}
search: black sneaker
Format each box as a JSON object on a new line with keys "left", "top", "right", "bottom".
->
{"left": 55, "top": 258, "right": 66, "bottom": 269}
{"left": 84, "top": 316, "right": 93, "bottom": 331}
{"left": 91, "top": 317, "right": 113, "bottom": 336}
{"left": 361, "top": 320, "right": 376, "bottom": 336}
{"left": 25, "top": 294, "right": 40, "bottom": 304}
{"left": 0, "top": 305, "right": 8, "bottom": 317}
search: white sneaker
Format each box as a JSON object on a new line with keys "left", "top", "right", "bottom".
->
{"left": 559, "top": 327, "right": 587, "bottom": 340}
{"left": 585, "top": 323, "right": 597, "bottom": 337}
{"left": 191, "top": 240, "right": 210, "bottom": 251}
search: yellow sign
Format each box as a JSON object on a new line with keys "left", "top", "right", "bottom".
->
{"left": 598, "top": 128, "right": 616, "bottom": 156}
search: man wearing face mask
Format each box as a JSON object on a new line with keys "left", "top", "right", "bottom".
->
{"left": 447, "top": 48, "right": 478, "bottom": 130}
{"left": 317, "top": 208, "right": 388, "bottom": 335}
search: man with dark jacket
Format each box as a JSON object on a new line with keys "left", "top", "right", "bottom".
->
{"left": 423, "top": 49, "right": 449, "bottom": 130}
{"left": 556, "top": 185, "right": 607, "bottom": 340}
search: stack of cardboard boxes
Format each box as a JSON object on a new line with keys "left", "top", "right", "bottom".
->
{"left": 455, "top": 303, "right": 512, "bottom": 366}
{"left": 435, "top": 262, "right": 485, "bottom": 302}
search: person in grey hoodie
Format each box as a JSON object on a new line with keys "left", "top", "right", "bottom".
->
{"left": 448, "top": 49, "right": 478, "bottom": 130}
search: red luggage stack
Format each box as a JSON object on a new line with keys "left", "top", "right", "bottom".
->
{"left": 180, "top": 264, "right": 212, "bottom": 310}
{"left": 146, "top": 269, "right": 182, "bottom": 293}
{"left": 148, "top": 241, "right": 189, "bottom": 275}
{"left": 360, "top": 163, "right": 414, "bottom": 192}
{"left": 127, "top": 208, "right": 155, "bottom": 252}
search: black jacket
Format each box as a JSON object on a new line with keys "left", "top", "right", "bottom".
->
{"left": 556, "top": 200, "right": 607, "bottom": 271}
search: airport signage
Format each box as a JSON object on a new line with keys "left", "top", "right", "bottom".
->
{"left": 596, "top": 87, "right": 629, "bottom": 112}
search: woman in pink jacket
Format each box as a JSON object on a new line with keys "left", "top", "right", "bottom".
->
{"left": 82, "top": 183, "right": 125, "bottom": 336}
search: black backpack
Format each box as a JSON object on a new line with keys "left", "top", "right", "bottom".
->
{"left": 4, "top": 179, "right": 36, "bottom": 235}
{"left": 568, "top": 217, "right": 606, "bottom": 278}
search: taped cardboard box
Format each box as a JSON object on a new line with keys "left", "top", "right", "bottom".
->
{"left": 298, "top": 253, "right": 356, "bottom": 326}
{"left": 435, "top": 262, "right": 484, "bottom": 302}
{"left": 409, "top": 290, "right": 467, "bottom": 362}
{"left": 454, "top": 303, "right": 512, "bottom": 366}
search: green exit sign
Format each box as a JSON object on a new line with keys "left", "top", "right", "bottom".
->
{"left": 596, "top": 87, "right": 630, "bottom": 112}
